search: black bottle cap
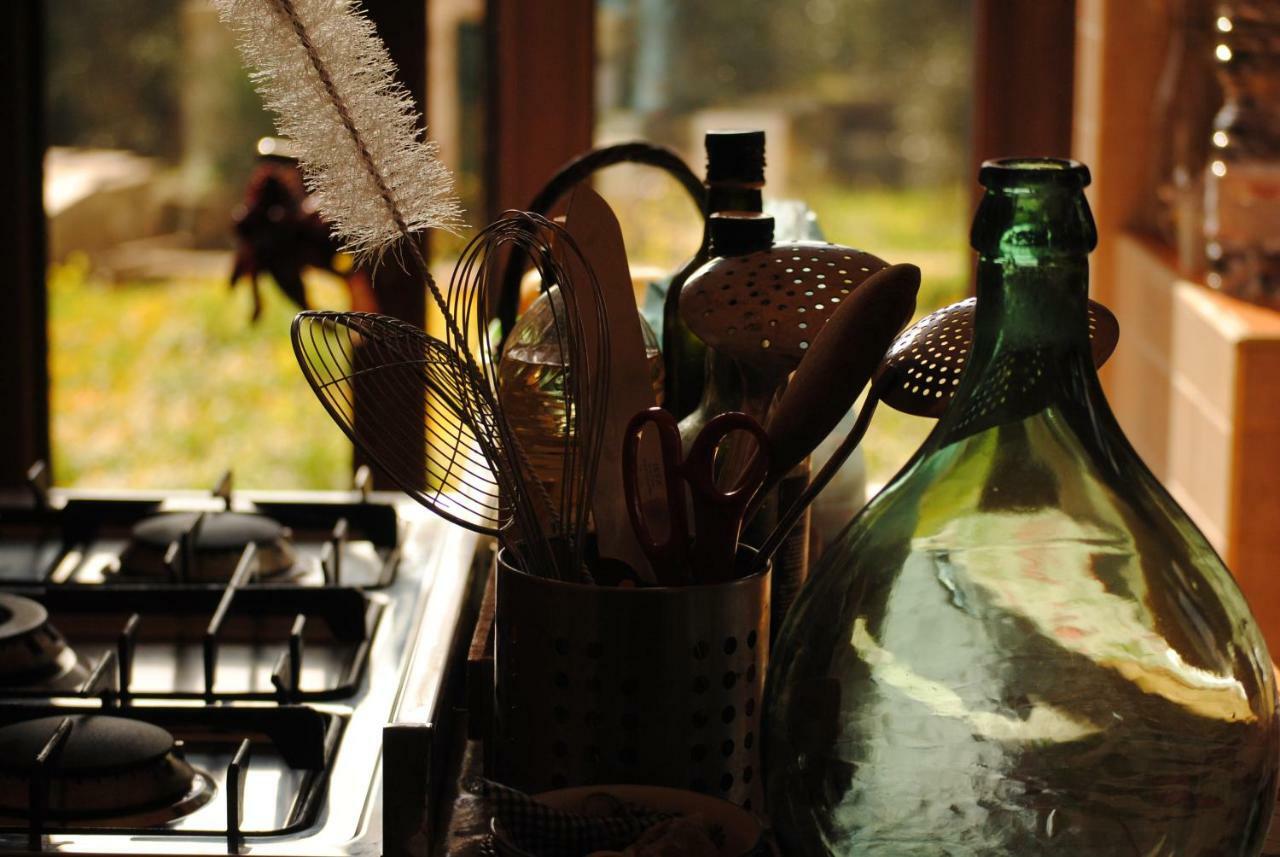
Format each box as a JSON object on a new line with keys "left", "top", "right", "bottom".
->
{"left": 705, "top": 130, "right": 766, "bottom": 184}
{"left": 708, "top": 213, "right": 774, "bottom": 256}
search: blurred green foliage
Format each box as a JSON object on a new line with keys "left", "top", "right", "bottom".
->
{"left": 46, "top": 0, "right": 183, "bottom": 158}
{"left": 601, "top": 0, "right": 972, "bottom": 186}
{"left": 42, "top": 0, "right": 965, "bottom": 490}
{"left": 48, "top": 256, "right": 350, "bottom": 489}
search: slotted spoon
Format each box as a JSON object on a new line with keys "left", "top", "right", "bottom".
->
{"left": 680, "top": 232, "right": 889, "bottom": 419}
{"left": 876, "top": 296, "right": 1120, "bottom": 418}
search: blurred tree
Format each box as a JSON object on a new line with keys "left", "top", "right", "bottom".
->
{"left": 45, "top": 0, "right": 276, "bottom": 249}
{"left": 46, "top": 0, "right": 184, "bottom": 158}
{"left": 616, "top": 0, "right": 972, "bottom": 185}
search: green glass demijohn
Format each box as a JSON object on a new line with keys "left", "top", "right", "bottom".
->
{"left": 763, "top": 158, "right": 1280, "bottom": 856}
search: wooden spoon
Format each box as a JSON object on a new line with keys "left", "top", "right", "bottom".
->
{"left": 763, "top": 263, "right": 921, "bottom": 489}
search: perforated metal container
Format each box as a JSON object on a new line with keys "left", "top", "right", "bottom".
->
{"left": 492, "top": 551, "right": 770, "bottom": 810}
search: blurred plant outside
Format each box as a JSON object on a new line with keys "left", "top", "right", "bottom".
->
{"left": 49, "top": 183, "right": 960, "bottom": 489}
{"left": 46, "top": 0, "right": 968, "bottom": 490}
{"left": 49, "top": 255, "right": 352, "bottom": 489}
{"left": 45, "top": 0, "right": 491, "bottom": 490}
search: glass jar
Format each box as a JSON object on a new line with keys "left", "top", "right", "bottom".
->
{"left": 1204, "top": 2, "right": 1280, "bottom": 305}
{"left": 1137, "top": 0, "right": 1220, "bottom": 274}
{"left": 765, "top": 158, "right": 1279, "bottom": 856}
{"left": 498, "top": 286, "right": 663, "bottom": 522}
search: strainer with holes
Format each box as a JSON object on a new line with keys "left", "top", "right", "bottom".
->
{"left": 876, "top": 296, "right": 1119, "bottom": 418}
{"left": 678, "top": 214, "right": 888, "bottom": 421}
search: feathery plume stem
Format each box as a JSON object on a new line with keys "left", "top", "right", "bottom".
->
{"left": 212, "top": 0, "right": 462, "bottom": 262}
{"left": 273, "top": 0, "right": 415, "bottom": 244}
{"left": 214, "top": 0, "right": 475, "bottom": 387}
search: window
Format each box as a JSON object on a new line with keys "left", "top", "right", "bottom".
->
{"left": 595, "top": 0, "right": 975, "bottom": 483}
{"left": 6, "top": 0, "right": 1074, "bottom": 492}
{"left": 44, "top": 0, "right": 351, "bottom": 488}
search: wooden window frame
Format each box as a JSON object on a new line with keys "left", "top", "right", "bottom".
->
{"left": 2, "top": 0, "right": 50, "bottom": 489}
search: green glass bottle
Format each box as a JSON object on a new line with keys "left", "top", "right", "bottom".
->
{"left": 677, "top": 212, "right": 775, "bottom": 447}
{"left": 664, "top": 130, "right": 766, "bottom": 420}
{"left": 764, "top": 158, "right": 1279, "bottom": 856}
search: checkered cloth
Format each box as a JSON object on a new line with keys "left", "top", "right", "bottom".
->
{"left": 464, "top": 777, "right": 679, "bottom": 857}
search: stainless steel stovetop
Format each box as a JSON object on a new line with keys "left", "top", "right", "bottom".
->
{"left": 0, "top": 468, "right": 484, "bottom": 856}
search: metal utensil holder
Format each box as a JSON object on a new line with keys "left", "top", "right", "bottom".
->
{"left": 492, "top": 550, "right": 770, "bottom": 810}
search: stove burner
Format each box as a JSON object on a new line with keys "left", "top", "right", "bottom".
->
{"left": 0, "top": 594, "right": 88, "bottom": 690}
{"left": 118, "top": 511, "right": 297, "bottom": 582}
{"left": 0, "top": 715, "right": 214, "bottom": 823}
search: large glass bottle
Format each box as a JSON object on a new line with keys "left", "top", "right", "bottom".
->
{"left": 764, "top": 159, "right": 1279, "bottom": 856}
{"left": 663, "top": 129, "right": 766, "bottom": 421}
{"left": 499, "top": 286, "right": 663, "bottom": 525}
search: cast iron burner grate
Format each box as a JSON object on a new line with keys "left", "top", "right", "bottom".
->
{"left": 0, "top": 465, "right": 402, "bottom": 589}
{"left": 0, "top": 704, "right": 342, "bottom": 852}
{"left": 0, "top": 714, "right": 215, "bottom": 826}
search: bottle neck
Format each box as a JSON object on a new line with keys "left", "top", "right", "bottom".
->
{"left": 706, "top": 182, "right": 763, "bottom": 216}
{"left": 971, "top": 254, "right": 1093, "bottom": 362}
{"left": 937, "top": 255, "right": 1096, "bottom": 442}
{"left": 680, "top": 347, "right": 744, "bottom": 440}
{"left": 939, "top": 159, "right": 1101, "bottom": 439}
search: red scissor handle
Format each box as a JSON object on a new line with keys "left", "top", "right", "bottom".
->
{"left": 682, "top": 412, "right": 771, "bottom": 583}
{"left": 622, "top": 407, "right": 691, "bottom": 581}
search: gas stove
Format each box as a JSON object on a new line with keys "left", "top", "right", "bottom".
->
{"left": 0, "top": 464, "right": 485, "bottom": 856}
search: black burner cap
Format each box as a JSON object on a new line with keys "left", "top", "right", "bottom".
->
{"left": 131, "top": 511, "right": 285, "bottom": 552}
{"left": 0, "top": 715, "right": 174, "bottom": 775}
{"left": 0, "top": 593, "right": 47, "bottom": 640}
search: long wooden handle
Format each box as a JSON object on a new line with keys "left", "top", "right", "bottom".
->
{"left": 560, "top": 187, "right": 661, "bottom": 582}
{"left": 764, "top": 263, "right": 920, "bottom": 487}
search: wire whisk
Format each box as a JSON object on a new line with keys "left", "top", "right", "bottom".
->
{"left": 291, "top": 212, "right": 609, "bottom": 580}
{"left": 445, "top": 211, "right": 611, "bottom": 576}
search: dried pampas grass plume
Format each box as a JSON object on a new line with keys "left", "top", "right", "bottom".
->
{"left": 211, "top": 0, "right": 463, "bottom": 263}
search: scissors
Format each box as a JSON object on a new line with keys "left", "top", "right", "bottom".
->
{"left": 622, "top": 407, "right": 771, "bottom": 585}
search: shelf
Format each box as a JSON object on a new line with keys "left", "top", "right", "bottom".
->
{"left": 1109, "top": 233, "right": 1280, "bottom": 648}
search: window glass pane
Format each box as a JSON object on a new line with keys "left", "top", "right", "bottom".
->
{"left": 595, "top": 0, "right": 973, "bottom": 484}
{"left": 43, "top": 0, "right": 484, "bottom": 490}
{"left": 428, "top": 0, "right": 488, "bottom": 299}
{"left": 45, "top": 0, "right": 344, "bottom": 489}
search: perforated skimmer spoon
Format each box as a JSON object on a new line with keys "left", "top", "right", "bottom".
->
{"left": 679, "top": 217, "right": 889, "bottom": 421}
{"left": 876, "top": 296, "right": 1120, "bottom": 418}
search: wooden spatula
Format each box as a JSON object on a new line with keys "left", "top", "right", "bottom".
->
{"left": 763, "top": 263, "right": 921, "bottom": 492}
